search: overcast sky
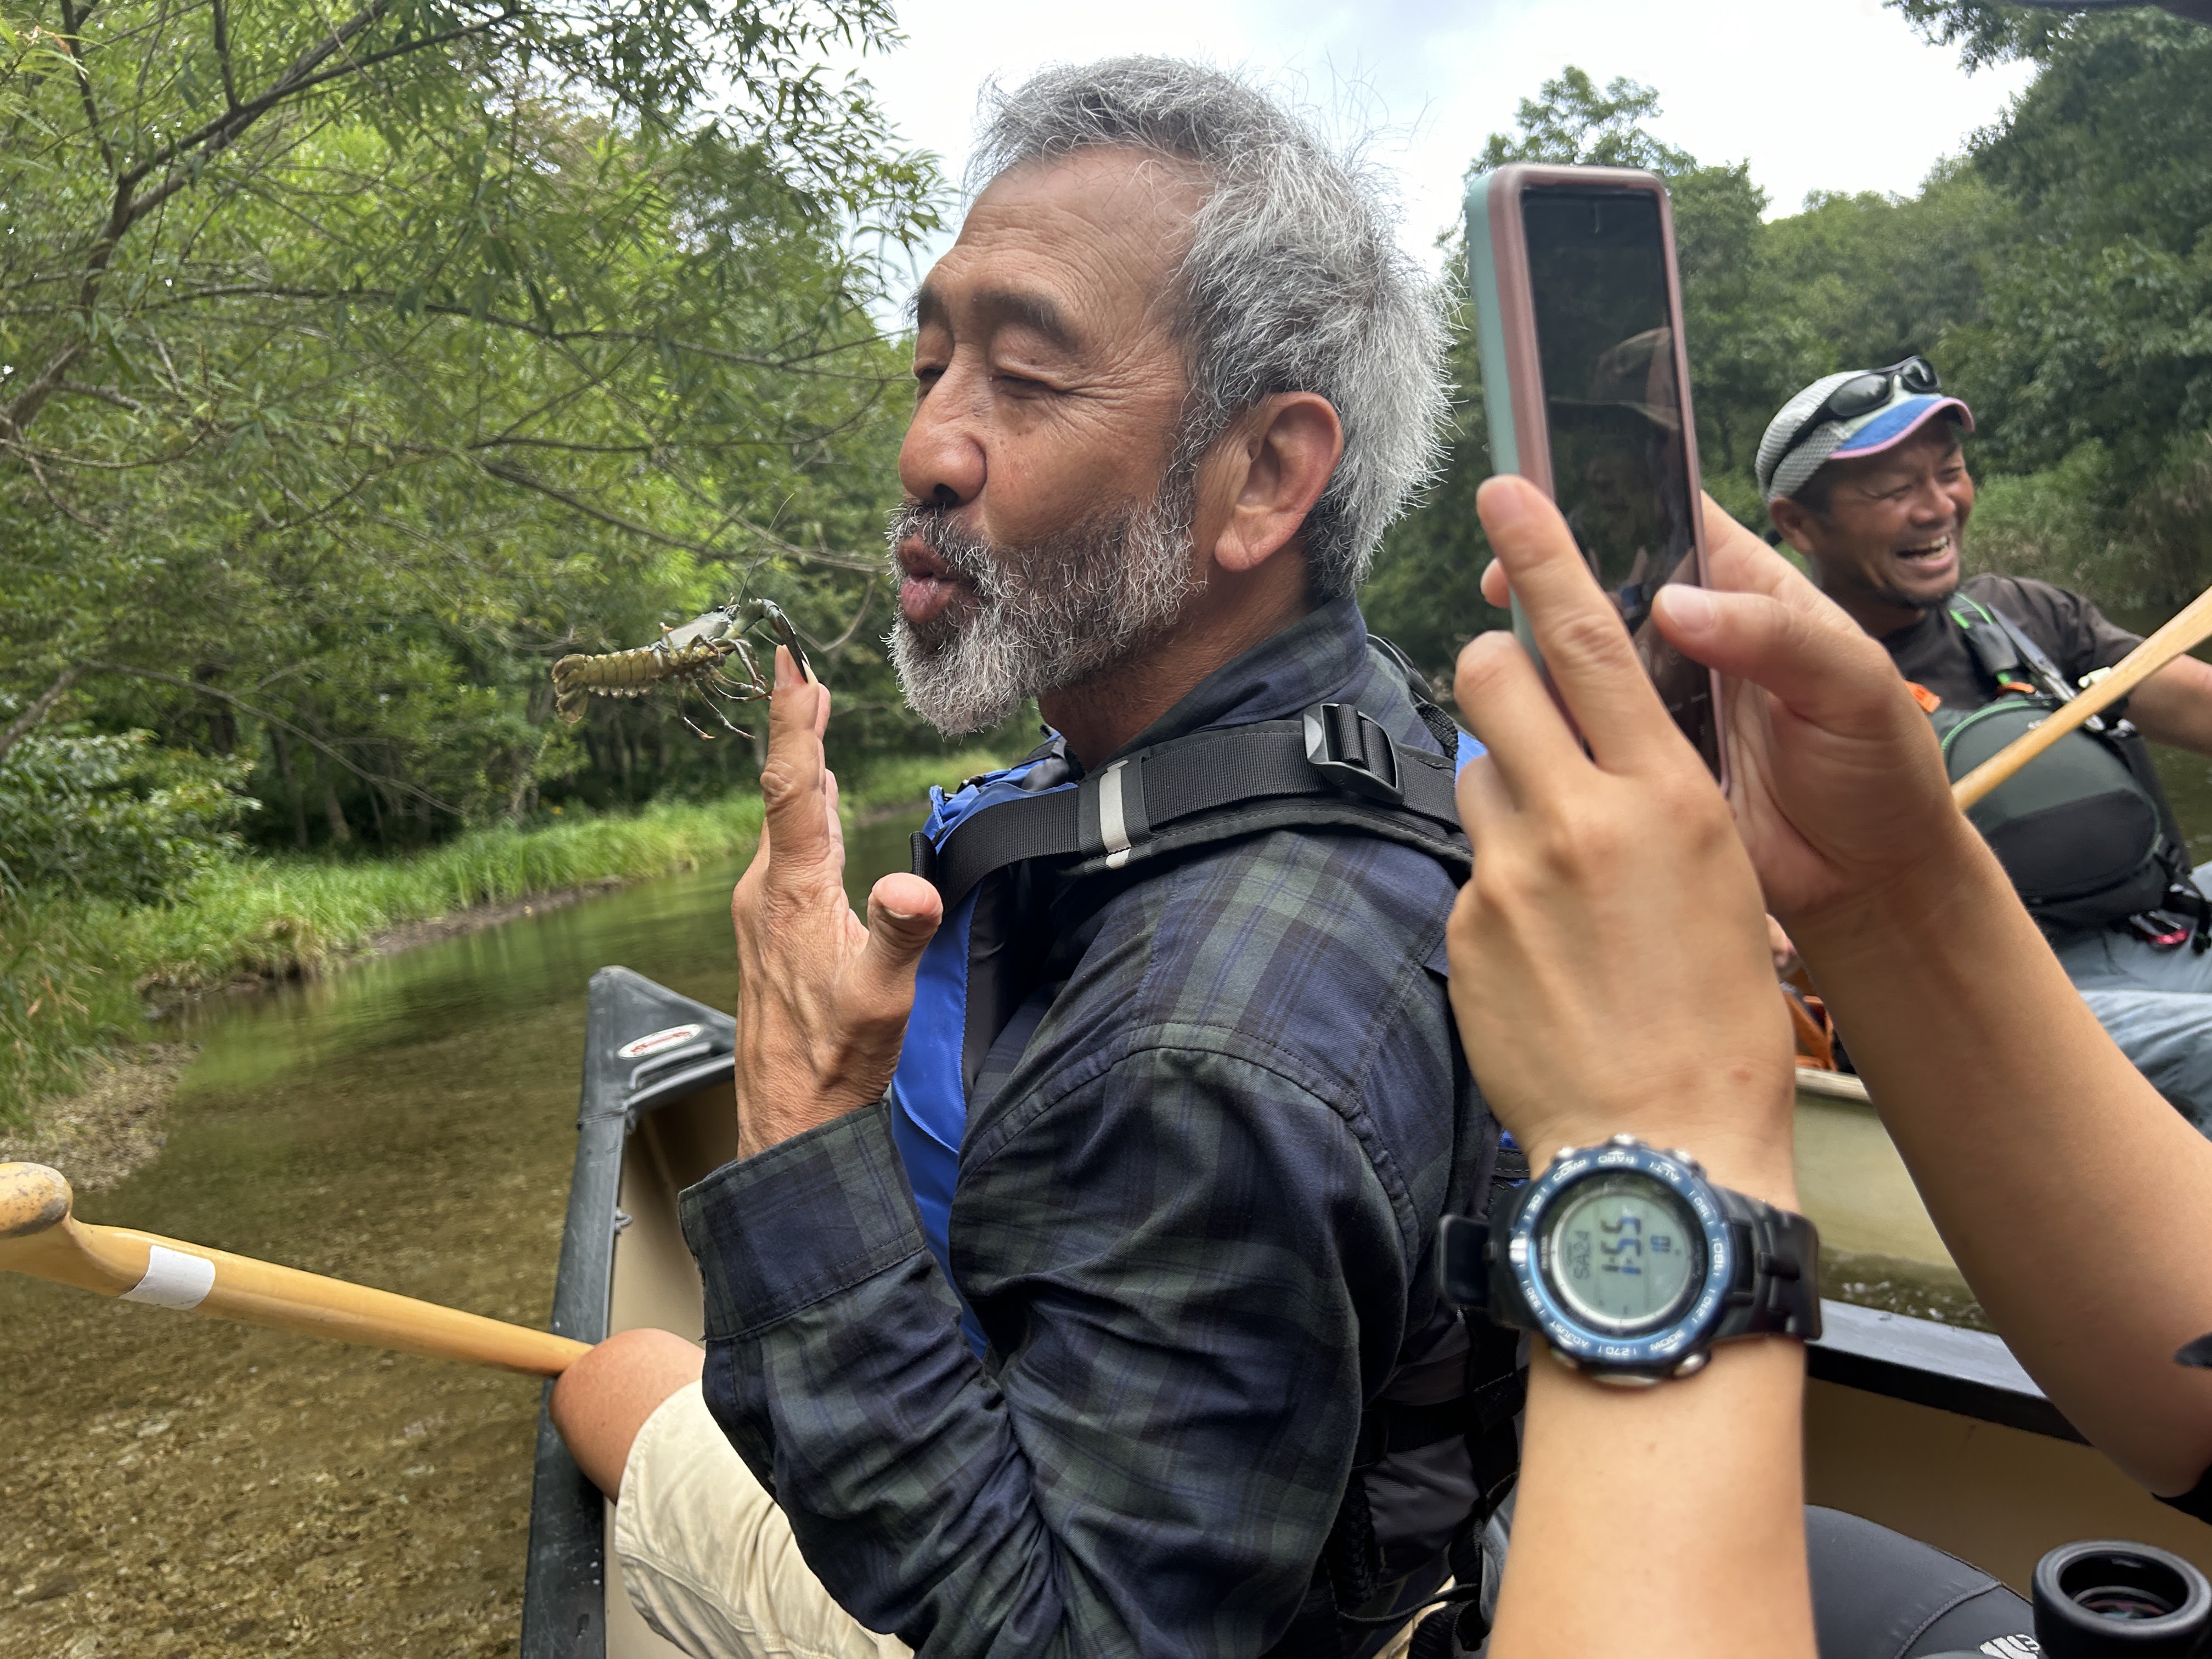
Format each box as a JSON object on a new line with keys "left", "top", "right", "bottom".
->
{"left": 846, "top": 0, "right": 2034, "bottom": 301}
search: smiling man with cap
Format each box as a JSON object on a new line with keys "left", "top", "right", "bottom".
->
{"left": 1759, "top": 359, "right": 2212, "bottom": 1130}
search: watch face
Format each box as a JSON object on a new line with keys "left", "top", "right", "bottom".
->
{"left": 1540, "top": 1171, "right": 1705, "bottom": 1335}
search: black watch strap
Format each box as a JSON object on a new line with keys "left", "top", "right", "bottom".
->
{"left": 1714, "top": 1193, "right": 1823, "bottom": 1343}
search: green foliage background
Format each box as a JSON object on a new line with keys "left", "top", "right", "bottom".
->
{"left": 0, "top": 0, "right": 996, "bottom": 1114}
{"left": 1368, "top": 13, "right": 2212, "bottom": 692}
{"left": 0, "top": 0, "right": 965, "bottom": 862}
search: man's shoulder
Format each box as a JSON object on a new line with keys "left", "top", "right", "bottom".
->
{"left": 1961, "top": 572, "right": 2137, "bottom": 674}
{"left": 1064, "top": 640, "right": 1459, "bottom": 1049}
{"left": 1963, "top": 571, "right": 2084, "bottom": 613}
{"left": 1129, "top": 817, "right": 1457, "bottom": 957}
{"left": 1049, "top": 824, "right": 1457, "bottom": 1086}
{"left": 1962, "top": 572, "right": 2097, "bottom": 641}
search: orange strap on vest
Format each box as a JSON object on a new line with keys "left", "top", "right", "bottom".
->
{"left": 1784, "top": 984, "right": 1836, "bottom": 1072}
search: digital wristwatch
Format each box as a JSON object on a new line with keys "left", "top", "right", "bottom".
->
{"left": 1440, "top": 1135, "right": 1821, "bottom": 1385}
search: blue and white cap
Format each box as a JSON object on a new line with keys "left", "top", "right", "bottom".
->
{"left": 1756, "top": 373, "right": 1974, "bottom": 504}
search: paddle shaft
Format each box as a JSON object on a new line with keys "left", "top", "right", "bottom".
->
{"left": 0, "top": 1163, "right": 587, "bottom": 1376}
{"left": 1951, "top": 581, "right": 2212, "bottom": 810}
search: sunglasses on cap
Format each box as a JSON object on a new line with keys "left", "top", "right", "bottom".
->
{"left": 1773, "top": 356, "right": 1943, "bottom": 471}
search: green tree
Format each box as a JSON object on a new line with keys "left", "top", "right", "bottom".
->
{"left": 1474, "top": 68, "right": 1693, "bottom": 174}
{"left": 1892, "top": 0, "right": 2211, "bottom": 69}
{"left": 0, "top": 0, "right": 941, "bottom": 850}
{"left": 1942, "top": 13, "right": 2212, "bottom": 600}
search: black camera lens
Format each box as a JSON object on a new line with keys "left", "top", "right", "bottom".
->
{"left": 2033, "top": 1540, "right": 2212, "bottom": 1657}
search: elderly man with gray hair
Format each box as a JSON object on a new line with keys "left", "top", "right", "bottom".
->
{"left": 548, "top": 56, "right": 1519, "bottom": 1659}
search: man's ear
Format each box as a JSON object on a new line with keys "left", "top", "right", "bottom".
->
{"left": 1202, "top": 393, "right": 1344, "bottom": 575}
{"left": 1767, "top": 495, "right": 1818, "bottom": 557}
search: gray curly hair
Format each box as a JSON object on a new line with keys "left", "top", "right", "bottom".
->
{"left": 970, "top": 58, "right": 1449, "bottom": 600}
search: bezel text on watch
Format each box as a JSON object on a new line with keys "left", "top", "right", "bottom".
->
{"left": 1510, "top": 1139, "right": 1735, "bottom": 1378}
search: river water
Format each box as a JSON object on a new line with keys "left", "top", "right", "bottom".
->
{"left": 7, "top": 749, "right": 2212, "bottom": 1657}
{"left": 0, "top": 816, "right": 912, "bottom": 1659}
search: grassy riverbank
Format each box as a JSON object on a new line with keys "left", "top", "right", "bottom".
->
{"left": 0, "top": 747, "right": 1003, "bottom": 1126}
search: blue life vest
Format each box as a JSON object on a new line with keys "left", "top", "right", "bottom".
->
{"left": 887, "top": 689, "right": 1483, "bottom": 1359}
{"left": 889, "top": 754, "right": 1076, "bottom": 1356}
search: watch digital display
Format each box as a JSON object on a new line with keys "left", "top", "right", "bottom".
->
{"left": 1541, "top": 1171, "right": 1702, "bottom": 1333}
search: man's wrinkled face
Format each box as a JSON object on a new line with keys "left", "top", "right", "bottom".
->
{"left": 888, "top": 148, "right": 1205, "bottom": 733}
{"left": 1795, "top": 424, "right": 1976, "bottom": 613}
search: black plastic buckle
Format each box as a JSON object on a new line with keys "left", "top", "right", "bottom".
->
{"left": 1302, "top": 702, "right": 1403, "bottom": 804}
{"left": 1437, "top": 1214, "right": 1491, "bottom": 1312}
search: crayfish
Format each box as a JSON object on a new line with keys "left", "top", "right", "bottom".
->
{"left": 551, "top": 599, "right": 814, "bottom": 740}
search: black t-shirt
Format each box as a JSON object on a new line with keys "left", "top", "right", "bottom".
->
{"left": 1881, "top": 573, "right": 2141, "bottom": 713}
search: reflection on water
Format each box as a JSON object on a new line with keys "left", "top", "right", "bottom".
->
{"left": 0, "top": 812, "right": 918, "bottom": 1659}
{"left": 1794, "top": 1091, "right": 1988, "bottom": 1331}
{"left": 2156, "top": 746, "right": 2212, "bottom": 865}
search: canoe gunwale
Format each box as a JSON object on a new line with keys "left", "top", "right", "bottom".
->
{"left": 1808, "top": 1300, "right": 2079, "bottom": 1443}
{"left": 520, "top": 968, "right": 2084, "bottom": 1656}
{"left": 521, "top": 968, "right": 736, "bottom": 1659}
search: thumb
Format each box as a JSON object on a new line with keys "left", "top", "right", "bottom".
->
{"left": 1654, "top": 582, "right": 1912, "bottom": 740}
{"left": 853, "top": 873, "right": 944, "bottom": 1005}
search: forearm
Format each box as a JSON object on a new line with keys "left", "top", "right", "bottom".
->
{"left": 681, "top": 1082, "right": 1392, "bottom": 1654}
{"left": 1492, "top": 1340, "right": 1812, "bottom": 1659}
{"left": 1489, "top": 1144, "right": 1812, "bottom": 1659}
{"left": 2123, "top": 656, "right": 2212, "bottom": 754}
{"left": 702, "top": 1246, "right": 1082, "bottom": 1652}
{"left": 1790, "top": 820, "right": 2212, "bottom": 1492}
{"left": 682, "top": 1104, "right": 1096, "bottom": 1651}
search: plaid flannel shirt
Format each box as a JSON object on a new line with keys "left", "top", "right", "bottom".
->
{"left": 680, "top": 596, "right": 1479, "bottom": 1656}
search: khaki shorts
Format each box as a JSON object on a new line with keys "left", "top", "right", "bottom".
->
{"left": 614, "top": 1382, "right": 908, "bottom": 1659}
{"left": 614, "top": 1381, "right": 1420, "bottom": 1659}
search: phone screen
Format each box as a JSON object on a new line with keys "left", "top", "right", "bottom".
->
{"left": 1521, "top": 186, "right": 1720, "bottom": 776}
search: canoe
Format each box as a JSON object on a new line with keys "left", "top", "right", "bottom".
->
{"left": 521, "top": 972, "right": 2211, "bottom": 1657}
{"left": 522, "top": 967, "right": 734, "bottom": 1659}
{"left": 1784, "top": 1067, "right": 2212, "bottom": 1589}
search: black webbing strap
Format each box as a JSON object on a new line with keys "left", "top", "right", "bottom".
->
{"left": 1984, "top": 606, "right": 2088, "bottom": 707}
{"left": 1947, "top": 595, "right": 2040, "bottom": 698}
{"left": 912, "top": 703, "right": 1464, "bottom": 909}
{"left": 1948, "top": 594, "right": 2080, "bottom": 704}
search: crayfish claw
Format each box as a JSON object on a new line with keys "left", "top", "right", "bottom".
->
{"left": 756, "top": 599, "right": 815, "bottom": 685}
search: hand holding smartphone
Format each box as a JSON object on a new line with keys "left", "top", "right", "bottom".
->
{"left": 1465, "top": 164, "right": 1728, "bottom": 787}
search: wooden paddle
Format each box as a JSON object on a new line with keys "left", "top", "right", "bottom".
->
{"left": 1953, "top": 582, "right": 2212, "bottom": 810}
{"left": 0, "top": 1162, "right": 588, "bottom": 1376}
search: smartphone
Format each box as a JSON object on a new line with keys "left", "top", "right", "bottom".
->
{"left": 1465, "top": 164, "right": 1727, "bottom": 786}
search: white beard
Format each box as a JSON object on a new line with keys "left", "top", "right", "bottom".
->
{"left": 885, "top": 473, "right": 1197, "bottom": 735}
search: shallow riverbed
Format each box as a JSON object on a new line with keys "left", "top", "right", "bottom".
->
{"left": 0, "top": 816, "right": 913, "bottom": 1659}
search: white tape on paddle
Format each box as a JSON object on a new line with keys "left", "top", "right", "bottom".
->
{"left": 121, "top": 1245, "right": 216, "bottom": 1311}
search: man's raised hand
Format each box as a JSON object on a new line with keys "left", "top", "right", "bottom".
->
{"left": 1476, "top": 495, "right": 1980, "bottom": 944}
{"left": 1646, "top": 500, "right": 1977, "bottom": 938}
{"left": 730, "top": 647, "right": 943, "bottom": 1159}
{"left": 1451, "top": 477, "right": 1795, "bottom": 1194}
